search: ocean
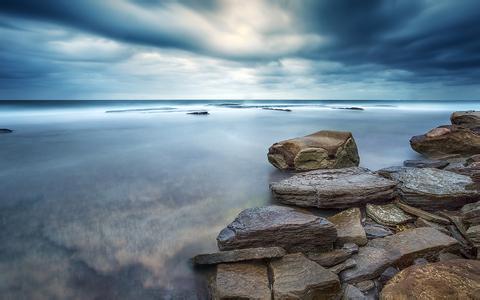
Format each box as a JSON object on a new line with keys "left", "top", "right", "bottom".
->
{"left": 0, "top": 100, "right": 479, "bottom": 299}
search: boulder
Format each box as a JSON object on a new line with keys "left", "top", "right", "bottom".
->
{"left": 270, "top": 253, "right": 341, "bottom": 300}
{"left": 380, "top": 259, "right": 480, "bottom": 300}
{"left": 384, "top": 167, "right": 480, "bottom": 210}
{"left": 328, "top": 208, "right": 367, "bottom": 246}
{"left": 270, "top": 167, "right": 397, "bottom": 208}
{"left": 395, "top": 201, "right": 450, "bottom": 224}
{"left": 340, "top": 228, "right": 459, "bottom": 283}
{"left": 366, "top": 203, "right": 414, "bottom": 226}
{"left": 410, "top": 125, "right": 480, "bottom": 157}
{"left": 307, "top": 243, "right": 358, "bottom": 267}
{"left": 328, "top": 258, "right": 356, "bottom": 274}
{"left": 267, "top": 130, "right": 360, "bottom": 171}
{"left": 451, "top": 110, "right": 480, "bottom": 128}
{"left": 212, "top": 262, "right": 271, "bottom": 300}
{"left": 403, "top": 159, "right": 449, "bottom": 169}
{"left": 193, "top": 247, "right": 286, "bottom": 265}
{"left": 461, "top": 201, "right": 480, "bottom": 225}
{"left": 363, "top": 222, "right": 393, "bottom": 239}
{"left": 217, "top": 205, "right": 337, "bottom": 252}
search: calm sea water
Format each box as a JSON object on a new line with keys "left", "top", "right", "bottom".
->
{"left": 1, "top": 100, "right": 479, "bottom": 299}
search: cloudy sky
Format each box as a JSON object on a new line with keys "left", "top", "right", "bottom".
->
{"left": 0, "top": 0, "right": 479, "bottom": 100}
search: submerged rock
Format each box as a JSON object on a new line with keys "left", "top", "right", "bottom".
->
{"left": 461, "top": 201, "right": 480, "bottom": 225}
{"left": 451, "top": 110, "right": 480, "bottom": 128}
{"left": 403, "top": 159, "right": 449, "bottom": 169}
{"left": 385, "top": 167, "right": 480, "bottom": 210}
{"left": 193, "top": 247, "right": 286, "bottom": 265}
{"left": 217, "top": 205, "right": 337, "bottom": 252}
{"left": 410, "top": 125, "right": 480, "bottom": 157}
{"left": 0, "top": 128, "right": 13, "bottom": 133}
{"left": 366, "top": 203, "right": 414, "bottom": 226}
{"left": 380, "top": 259, "right": 480, "bottom": 300}
{"left": 328, "top": 208, "right": 367, "bottom": 246}
{"left": 267, "top": 130, "right": 360, "bottom": 171}
{"left": 307, "top": 243, "right": 358, "bottom": 267}
{"left": 187, "top": 111, "right": 209, "bottom": 115}
{"left": 270, "top": 253, "right": 341, "bottom": 300}
{"left": 363, "top": 222, "right": 393, "bottom": 239}
{"left": 270, "top": 167, "right": 397, "bottom": 208}
{"left": 212, "top": 262, "right": 270, "bottom": 299}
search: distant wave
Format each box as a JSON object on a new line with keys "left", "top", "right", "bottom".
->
{"left": 105, "top": 107, "right": 176, "bottom": 113}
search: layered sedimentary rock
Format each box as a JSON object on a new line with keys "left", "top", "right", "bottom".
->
{"left": 461, "top": 201, "right": 480, "bottom": 225}
{"left": 466, "top": 225, "right": 480, "bottom": 247}
{"left": 270, "top": 253, "right": 341, "bottom": 300}
{"left": 340, "top": 228, "right": 459, "bottom": 283}
{"left": 363, "top": 222, "right": 393, "bottom": 239}
{"left": 366, "top": 203, "right": 414, "bottom": 226}
{"left": 410, "top": 125, "right": 480, "bottom": 157}
{"left": 217, "top": 205, "right": 337, "bottom": 252}
{"left": 380, "top": 260, "right": 480, "bottom": 300}
{"left": 307, "top": 243, "right": 358, "bottom": 267}
{"left": 383, "top": 167, "right": 480, "bottom": 210}
{"left": 328, "top": 208, "right": 367, "bottom": 246}
{"left": 396, "top": 201, "right": 450, "bottom": 224}
{"left": 270, "top": 167, "right": 397, "bottom": 208}
{"left": 193, "top": 247, "right": 286, "bottom": 265}
{"left": 267, "top": 130, "right": 360, "bottom": 171}
{"left": 451, "top": 110, "right": 480, "bottom": 128}
{"left": 403, "top": 159, "right": 449, "bottom": 169}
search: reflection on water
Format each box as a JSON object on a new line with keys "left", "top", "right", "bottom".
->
{"left": 0, "top": 100, "right": 478, "bottom": 299}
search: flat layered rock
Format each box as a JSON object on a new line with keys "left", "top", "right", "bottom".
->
{"left": 386, "top": 167, "right": 480, "bottom": 210}
{"left": 341, "top": 228, "right": 459, "bottom": 283}
{"left": 366, "top": 203, "right": 414, "bottom": 226}
{"left": 451, "top": 110, "right": 480, "bottom": 128}
{"left": 193, "top": 247, "right": 286, "bottom": 265}
{"left": 403, "top": 159, "right": 449, "bottom": 169}
{"left": 270, "top": 253, "right": 341, "bottom": 300}
{"left": 410, "top": 125, "right": 480, "bottom": 157}
{"left": 461, "top": 201, "right": 480, "bottom": 225}
{"left": 363, "top": 222, "right": 393, "bottom": 239}
{"left": 270, "top": 167, "right": 397, "bottom": 208}
{"left": 307, "top": 243, "right": 358, "bottom": 267}
{"left": 217, "top": 205, "right": 337, "bottom": 252}
{"left": 328, "top": 208, "right": 367, "bottom": 246}
{"left": 342, "top": 284, "right": 366, "bottom": 300}
{"left": 267, "top": 130, "right": 360, "bottom": 171}
{"left": 328, "top": 258, "right": 356, "bottom": 274}
{"left": 466, "top": 225, "right": 480, "bottom": 247}
{"left": 380, "top": 259, "right": 480, "bottom": 300}
{"left": 396, "top": 201, "right": 450, "bottom": 224}
{"left": 414, "top": 218, "right": 450, "bottom": 235}
{"left": 212, "top": 262, "right": 271, "bottom": 300}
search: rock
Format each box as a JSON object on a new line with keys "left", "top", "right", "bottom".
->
{"left": 410, "top": 125, "right": 480, "bottom": 157}
{"left": 451, "top": 110, "right": 480, "bottom": 128}
{"left": 212, "top": 262, "right": 271, "bottom": 300}
{"left": 366, "top": 204, "right": 414, "bottom": 226}
{"left": 341, "top": 228, "right": 459, "bottom": 283}
{"left": 447, "top": 225, "right": 475, "bottom": 256}
{"left": 461, "top": 201, "right": 480, "bottom": 225}
{"left": 270, "top": 167, "right": 397, "bottom": 208}
{"left": 396, "top": 201, "right": 450, "bottom": 224}
{"left": 333, "top": 107, "right": 365, "bottom": 111}
{"left": 187, "top": 111, "right": 209, "bottom": 115}
{"left": 342, "top": 284, "right": 366, "bottom": 300}
{"left": 437, "top": 252, "right": 461, "bottom": 261}
{"left": 363, "top": 222, "right": 393, "bottom": 239}
{"left": 261, "top": 107, "right": 291, "bottom": 112}
{"left": 270, "top": 253, "right": 341, "bottom": 300}
{"left": 466, "top": 225, "right": 480, "bottom": 247}
{"left": 217, "top": 205, "right": 337, "bottom": 252}
{"left": 193, "top": 247, "right": 286, "bottom": 265}
{"left": 354, "top": 280, "right": 375, "bottom": 293}
{"left": 413, "top": 257, "right": 428, "bottom": 265}
{"left": 386, "top": 167, "right": 480, "bottom": 210}
{"left": 403, "top": 159, "right": 449, "bottom": 169}
{"left": 438, "top": 210, "right": 470, "bottom": 238}
{"left": 414, "top": 218, "right": 450, "bottom": 235}
{"left": 328, "top": 208, "right": 367, "bottom": 246}
{"left": 307, "top": 243, "right": 358, "bottom": 267}
{"left": 329, "top": 258, "right": 356, "bottom": 274}
{"left": 267, "top": 130, "right": 360, "bottom": 171}
{"left": 0, "top": 128, "right": 13, "bottom": 133}
{"left": 444, "top": 158, "right": 480, "bottom": 182}
{"left": 380, "top": 259, "right": 480, "bottom": 300}
{"left": 378, "top": 266, "right": 399, "bottom": 285}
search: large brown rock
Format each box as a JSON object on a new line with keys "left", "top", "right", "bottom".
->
{"left": 193, "top": 247, "right": 286, "bottom": 265}
{"left": 212, "top": 262, "right": 271, "bottom": 300}
{"left": 451, "top": 110, "right": 480, "bottom": 128}
{"left": 217, "top": 205, "right": 337, "bottom": 253}
{"left": 383, "top": 167, "right": 480, "bottom": 210}
{"left": 328, "top": 208, "right": 367, "bottom": 246}
{"left": 267, "top": 130, "right": 360, "bottom": 171}
{"left": 270, "top": 253, "right": 341, "bottom": 300}
{"left": 340, "top": 227, "right": 459, "bottom": 283}
{"left": 270, "top": 167, "right": 397, "bottom": 208}
{"left": 410, "top": 125, "right": 480, "bottom": 157}
{"left": 380, "top": 259, "right": 480, "bottom": 300}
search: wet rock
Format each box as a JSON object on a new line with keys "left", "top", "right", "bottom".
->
{"left": 0, "top": 128, "right": 13, "bottom": 133}
{"left": 410, "top": 125, "right": 480, "bottom": 157}
{"left": 328, "top": 258, "right": 356, "bottom": 274}
{"left": 341, "top": 228, "right": 459, "bottom": 283}
{"left": 354, "top": 280, "right": 375, "bottom": 293}
{"left": 307, "top": 243, "right": 358, "bottom": 267}
{"left": 396, "top": 201, "right": 450, "bottom": 224}
{"left": 212, "top": 262, "right": 271, "bottom": 300}
{"left": 271, "top": 167, "right": 397, "bottom": 208}
{"left": 267, "top": 130, "right": 360, "bottom": 171}
{"left": 403, "top": 159, "right": 449, "bottom": 169}
{"left": 217, "top": 205, "right": 337, "bottom": 252}
{"left": 380, "top": 259, "right": 480, "bottom": 300}
{"left": 363, "top": 222, "right": 393, "bottom": 239}
{"left": 378, "top": 266, "right": 399, "bottom": 285}
{"left": 466, "top": 225, "right": 480, "bottom": 247}
{"left": 461, "top": 201, "right": 480, "bottom": 225}
{"left": 366, "top": 203, "right": 414, "bottom": 226}
{"left": 386, "top": 167, "right": 480, "bottom": 210}
{"left": 451, "top": 110, "right": 480, "bottom": 128}
{"left": 414, "top": 218, "right": 450, "bottom": 235}
{"left": 270, "top": 253, "right": 341, "bottom": 300}
{"left": 193, "top": 247, "right": 286, "bottom": 265}
{"left": 328, "top": 208, "right": 367, "bottom": 246}
{"left": 187, "top": 111, "right": 209, "bottom": 115}
{"left": 342, "top": 284, "right": 366, "bottom": 300}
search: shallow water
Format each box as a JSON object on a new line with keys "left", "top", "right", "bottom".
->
{"left": 0, "top": 100, "right": 479, "bottom": 299}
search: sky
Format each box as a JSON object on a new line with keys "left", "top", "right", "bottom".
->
{"left": 0, "top": 0, "right": 479, "bottom": 100}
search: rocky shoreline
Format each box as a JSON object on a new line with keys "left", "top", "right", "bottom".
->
{"left": 193, "top": 110, "right": 480, "bottom": 299}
